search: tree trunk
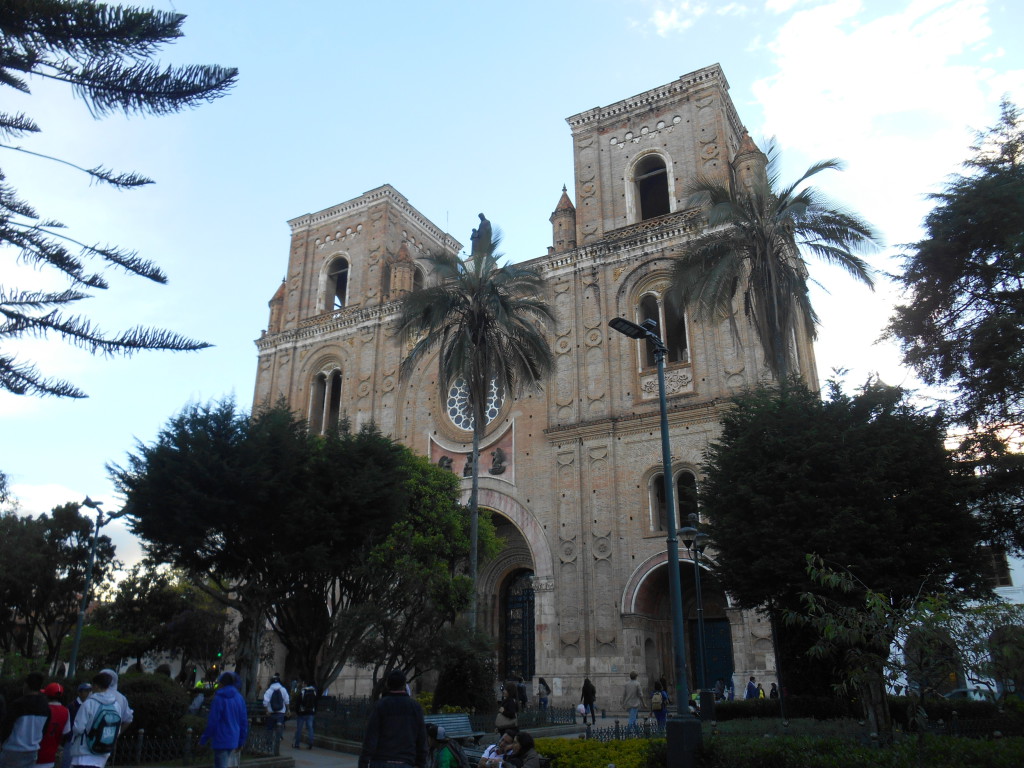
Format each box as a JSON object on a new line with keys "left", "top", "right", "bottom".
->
{"left": 233, "top": 610, "right": 265, "bottom": 700}
{"left": 859, "top": 667, "right": 893, "bottom": 744}
{"left": 468, "top": 413, "right": 482, "bottom": 631}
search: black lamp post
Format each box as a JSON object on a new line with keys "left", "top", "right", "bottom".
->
{"left": 680, "top": 513, "right": 709, "bottom": 696}
{"left": 609, "top": 316, "right": 702, "bottom": 767}
{"left": 67, "top": 496, "right": 103, "bottom": 678}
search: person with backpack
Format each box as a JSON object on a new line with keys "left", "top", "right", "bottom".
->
{"left": 69, "top": 671, "right": 133, "bottom": 768}
{"left": 291, "top": 682, "right": 316, "bottom": 750}
{"left": 650, "top": 684, "right": 667, "bottom": 729}
{"left": 261, "top": 674, "right": 289, "bottom": 734}
{"left": 199, "top": 672, "right": 248, "bottom": 768}
{"left": 425, "top": 725, "right": 468, "bottom": 768}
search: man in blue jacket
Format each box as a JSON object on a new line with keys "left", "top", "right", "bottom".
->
{"left": 200, "top": 673, "right": 249, "bottom": 768}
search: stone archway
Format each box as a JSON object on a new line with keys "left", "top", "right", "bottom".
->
{"left": 623, "top": 553, "right": 736, "bottom": 692}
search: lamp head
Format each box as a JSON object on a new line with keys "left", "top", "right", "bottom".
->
{"left": 609, "top": 316, "right": 647, "bottom": 340}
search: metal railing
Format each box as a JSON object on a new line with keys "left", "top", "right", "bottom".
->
{"left": 106, "top": 723, "right": 283, "bottom": 765}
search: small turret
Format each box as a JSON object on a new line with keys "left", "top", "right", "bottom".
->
{"left": 549, "top": 185, "right": 577, "bottom": 255}
{"left": 732, "top": 131, "right": 768, "bottom": 197}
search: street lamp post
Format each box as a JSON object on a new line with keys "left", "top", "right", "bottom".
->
{"left": 680, "top": 513, "right": 711, "bottom": 713}
{"left": 609, "top": 317, "right": 702, "bottom": 768}
{"left": 67, "top": 496, "right": 103, "bottom": 679}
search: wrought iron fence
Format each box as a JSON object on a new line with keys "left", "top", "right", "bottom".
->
{"left": 581, "top": 718, "right": 666, "bottom": 742}
{"left": 105, "top": 724, "right": 283, "bottom": 765}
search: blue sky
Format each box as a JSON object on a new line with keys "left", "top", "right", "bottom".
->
{"left": 2, "top": 0, "right": 1023, "bottom": 564}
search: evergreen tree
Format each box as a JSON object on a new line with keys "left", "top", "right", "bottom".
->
{"left": 701, "top": 380, "right": 990, "bottom": 692}
{"left": 886, "top": 100, "right": 1024, "bottom": 553}
{"left": 0, "top": 0, "right": 237, "bottom": 397}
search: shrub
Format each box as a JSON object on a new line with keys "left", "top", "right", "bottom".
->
{"left": 536, "top": 736, "right": 656, "bottom": 768}
{"left": 699, "top": 734, "right": 1024, "bottom": 768}
{"left": 118, "top": 672, "right": 190, "bottom": 737}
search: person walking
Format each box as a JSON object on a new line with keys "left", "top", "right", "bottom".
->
{"left": 292, "top": 681, "right": 316, "bottom": 750}
{"left": 199, "top": 672, "right": 248, "bottom": 768}
{"left": 262, "top": 675, "right": 289, "bottom": 734}
{"left": 494, "top": 686, "right": 518, "bottom": 733}
{"left": 579, "top": 679, "right": 596, "bottom": 726}
{"left": 769, "top": 683, "right": 779, "bottom": 700}
{"left": 35, "top": 684, "right": 70, "bottom": 768}
{"left": 650, "top": 685, "right": 667, "bottom": 729}
{"left": 1, "top": 673, "right": 50, "bottom": 768}
{"left": 59, "top": 687, "right": 89, "bottom": 768}
{"left": 620, "top": 672, "right": 643, "bottom": 729}
{"left": 69, "top": 671, "right": 133, "bottom": 768}
{"left": 535, "top": 679, "right": 550, "bottom": 711}
{"left": 358, "top": 670, "right": 427, "bottom": 768}
{"left": 744, "top": 676, "right": 757, "bottom": 700}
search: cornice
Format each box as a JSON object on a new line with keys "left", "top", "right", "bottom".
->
{"left": 255, "top": 300, "right": 400, "bottom": 351}
{"left": 544, "top": 399, "right": 732, "bottom": 444}
{"left": 287, "top": 184, "right": 462, "bottom": 253}
{"left": 566, "top": 64, "right": 728, "bottom": 133}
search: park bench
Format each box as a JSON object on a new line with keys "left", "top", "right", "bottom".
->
{"left": 424, "top": 713, "right": 487, "bottom": 744}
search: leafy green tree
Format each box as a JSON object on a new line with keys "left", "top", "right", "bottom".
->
{"left": 701, "top": 380, "right": 990, "bottom": 694}
{"left": 0, "top": 1, "right": 237, "bottom": 398}
{"left": 112, "top": 400, "right": 318, "bottom": 696}
{"left": 89, "top": 564, "right": 226, "bottom": 676}
{"left": 432, "top": 628, "right": 498, "bottom": 713}
{"left": 0, "top": 503, "right": 116, "bottom": 666}
{"left": 670, "top": 139, "right": 879, "bottom": 382}
{"left": 114, "top": 400, "right": 481, "bottom": 695}
{"left": 349, "top": 452, "right": 500, "bottom": 688}
{"left": 397, "top": 217, "right": 553, "bottom": 627}
{"left": 885, "top": 100, "right": 1024, "bottom": 553}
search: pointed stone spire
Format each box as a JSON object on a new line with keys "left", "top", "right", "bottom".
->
{"left": 549, "top": 185, "right": 577, "bottom": 254}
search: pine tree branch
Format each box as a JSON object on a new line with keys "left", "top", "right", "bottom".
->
{"left": 0, "top": 142, "right": 153, "bottom": 187}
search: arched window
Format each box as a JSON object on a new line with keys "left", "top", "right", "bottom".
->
{"left": 650, "top": 469, "right": 698, "bottom": 532}
{"left": 637, "top": 291, "right": 688, "bottom": 367}
{"left": 327, "top": 258, "right": 349, "bottom": 311}
{"left": 635, "top": 154, "right": 670, "bottom": 221}
{"left": 412, "top": 264, "right": 424, "bottom": 292}
{"left": 309, "top": 368, "right": 342, "bottom": 433}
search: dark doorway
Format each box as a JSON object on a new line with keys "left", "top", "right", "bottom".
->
{"left": 502, "top": 570, "right": 535, "bottom": 681}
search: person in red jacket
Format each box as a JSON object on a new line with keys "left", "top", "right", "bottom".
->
{"left": 34, "top": 685, "right": 69, "bottom": 768}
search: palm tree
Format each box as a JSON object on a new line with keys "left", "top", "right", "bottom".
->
{"left": 397, "top": 216, "right": 554, "bottom": 628}
{"left": 670, "top": 138, "right": 880, "bottom": 383}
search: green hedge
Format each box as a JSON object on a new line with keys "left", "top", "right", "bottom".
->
{"left": 699, "top": 734, "right": 1024, "bottom": 768}
{"left": 117, "top": 672, "right": 190, "bottom": 737}
{"left": 538, "top": 735, "right": 1024, "bottom": 768}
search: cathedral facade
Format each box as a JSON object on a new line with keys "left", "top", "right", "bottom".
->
{"left": 252, "top": 63, "right": 818, "bottom": 702}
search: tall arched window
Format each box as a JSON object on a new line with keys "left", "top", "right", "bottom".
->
{"left": 650, "top": 469, "right": 698, "bottom": 532}
{"left": 637, "top": 291, "right": 688, "bottom": 367}
{"left": 327, "top": 258, "right": 349, "bottom": 310}
{"left": 635, "top": 154, "right": 670, "bottom": 221}
{"left": 411, "top": 264, "right": 424, "bottom": 292}
{"left": 309, "top": 368, "right": 342, "bottom": 433}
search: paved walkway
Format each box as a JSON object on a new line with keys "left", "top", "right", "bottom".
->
{"left": 281, "top": 739, "right": 360, "bottom": 768}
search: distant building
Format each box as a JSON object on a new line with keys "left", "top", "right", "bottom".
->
{"left": 252, "top": 64, "right": 820, "bottom": 700}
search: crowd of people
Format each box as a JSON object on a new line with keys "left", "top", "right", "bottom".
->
{"left": 0, "top": 671, "right": 132, "bottom": 768}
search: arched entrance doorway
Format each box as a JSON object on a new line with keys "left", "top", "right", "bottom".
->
{"left": 502, "top": 570, "right": 535, "bottom": 681}
{"left": 629, "top": 558, "right": 735, "bottom": 692}
{"left": 478, "top": 509, "right": 538, "bottom": 682}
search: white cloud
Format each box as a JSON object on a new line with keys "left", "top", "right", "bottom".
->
{"left": 716, "top": 3, "right": 751, "bottom": 16}
{"left": 651, "top": 2, "right": 709, "bottom": 36}
{"left": 749, "top": 0, "right": 1024, "bottom": 392}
